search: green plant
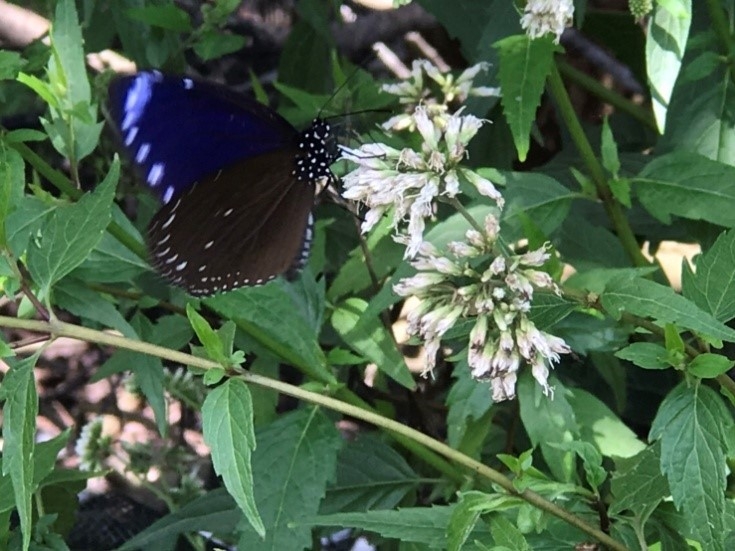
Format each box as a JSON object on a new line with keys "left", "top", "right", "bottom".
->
{"left": 1, "top": 0, "right": 734, "bottom": 550}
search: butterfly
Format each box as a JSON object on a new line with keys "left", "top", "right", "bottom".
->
{"left": 107, "top": 70, "right": 338, "bottom": 296}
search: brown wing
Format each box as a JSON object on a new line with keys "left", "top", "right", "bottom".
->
{"left": 147, "top": 149, "right": 315, "bottom": 296}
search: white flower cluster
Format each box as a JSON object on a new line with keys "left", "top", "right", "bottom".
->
{"left": 341, "top": 106, "right": 503, "bottom": 258}
{"left": 393, "top": 215, "right": 571, "bottom": 401}
{"left": 75, "top": 417, "right": 111, "bottom": 471}
{"left": 520, "top": 0, "right": 574, "bottom": 43}
{"left": 382, "top": 60, "right": 501, "bottom": 131}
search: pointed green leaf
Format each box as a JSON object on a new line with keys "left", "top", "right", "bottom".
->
{"left": 650, "top": 383, "right": 731, "bottom": 550}
{"left": 0, "top": 142, "right": 24, "bottom": 248}
{"left": 202, "top": 379, "right": 262, "bottom": 536}
{"left": 615, "top": 342, "right": 670, "bottom": 370}
{"left": 490, "top": 515, "right": 531, "bottom": 551}
{"left": 601, "top": 276, "right": 735, "bottom": 342}
{"left": 26, "top": 159, "right": 118, "bottom": 295}
{"left": 331, "top": 298, "right": 414, "bottom": 389}
{"left": 238, "top": 408, "right": 342, "bottom": 549}
{"left": 205, "top": 285, "right": 332, "bottom": 383}
{"left": 687, "top": 353, "right": 733, "bottom": 379}
{"left": 495, "top": 34, "right": 559, "bottom": 161}
{"left": 682, "top": 230, "right": 735, "bottom": 322}
{"left": 186, "top": 304, "right": 227, "bottom": 365}
{"left": 126, "top": 5, "right": 192, "bottom": 31}
{"left": 635, "top": 152, "right": 735, "bottom": 227}
{"left": 1, "top": 353, "right": 39, "bottom": 551}
{"left": 646, "top": 0, "right": 691, "bottom": 132}
{"left": 609, "top": 444, "right": 669, "bottom": 517}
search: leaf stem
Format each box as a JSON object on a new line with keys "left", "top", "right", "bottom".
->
{"left": 0, "top": 315, "right": 628, "bottom": 550}
{"left": 556, "top": 60, "right": 656, "bottom": 131}
{"left": 546, "top": 62, "right": 649, "bottom": 268}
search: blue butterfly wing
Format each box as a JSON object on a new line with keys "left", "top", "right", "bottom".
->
{"left": 108, "top": 71, "right": 297, "bottom": 204}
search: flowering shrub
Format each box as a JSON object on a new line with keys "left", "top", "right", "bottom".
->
{"left": 1, "top": 1, "right": 734, "bottom": 550}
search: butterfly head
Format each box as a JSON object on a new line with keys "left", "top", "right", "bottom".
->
{"left": 293, "top": 119, "right": 339, "bottom": 184}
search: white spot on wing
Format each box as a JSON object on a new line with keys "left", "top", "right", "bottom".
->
{"left": 175, "top": 261, "right": 188, "bottom": 271}
{"left": 148, "top": 162, "right": 165, "bottom": 187}
{"left": 161, "top": 212, "right": 176, "bottom": 229}
{"left": 204, "top": 240, "right": 214, "bottom": 249}
{"left": 136, "top": 143, "right": 150, "bottom": 163}
{"left": 125, "top": 126, "right": 138, "bottom": 146}
{"left": 162, "top": 186, "right": 175, "bottom": 204}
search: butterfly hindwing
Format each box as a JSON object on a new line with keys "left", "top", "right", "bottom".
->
{"left": 148, "top": 151, "right": 315, "bottom": 296}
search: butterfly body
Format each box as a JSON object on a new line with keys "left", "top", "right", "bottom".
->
{"left": 108, "top": 71, "right": 337, "bottom": 296}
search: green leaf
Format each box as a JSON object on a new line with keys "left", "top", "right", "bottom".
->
{"left": 71, "top": 231, "right": 148, "bottom": 284}
{"left": 497, "top": 170, "right": 576, "bottom": 240}
{"left": 26, "top": 159, "right": 118, "bottom": 296}
{"left": 16, "top": 73, "right": 59, "bottom": 109}
{"left": 54, "top": 279, "right": 138, "bottom": 338}
{"left": 117, "top": 489, "right": 240, "bottom": 550}
{"left": 609, "top": 444, "right": 669, "bottom": 517}
{"left": 133, "top": 353, "right": 168, "bottom": 436}
{"left": 5, "top": 196, "right": 55, "bottom": 258}
{"left": 0, "top": 51, "right": 25, "bottom": 79}
{"left": 1, "top": 354, "right": 39, "bottom": 551}
{"left": 321, "top": 433, "right": 419, "bottom": 514}
{"left": 601, "top": 275, "right": 735, "bottom": 343}
{"left": 635, "top": 152, "right": 735, "bottom": 227}
{"left": 526, "top": 292, "right": 576, "bottom": 329}
{"left": 447, "top": 362, "right": 493, "bottom": 448}
{"left": 650, "top": 383, "right": 731, "bottom": 550}
{"left": 186, "top": 304, "right": 228, "bottom": 365}
{"left": 517, "top": 374, "right": 578, "bottom": 482}
{"left": 202, "top": 367, "right": 226, "bottom": 386}
{"left": 0, "top": 142, "right": 24, "bottom": 248}
{"left": 567, "top": 388, "right": 646, "bottom": 459}
{"left": 558, "top": 218, "right": 630, "bottom": 270}
{"left": 687, "top": 353, "right": 734, "bottom": 379}
{"left": 646, "top": 0, "right": 691, "bottom": 132}
{"left": 310, "top": 505, "right": 490, "bottom": 548}
{"left": 659, "top": 55, "right": 735, "bottom": 163}
{"left": 495, "top": 34, "right": 559, "bottom": 162}
{"left": 50, "top": 0, "right": 91, "bottom": 105}
{"left": 205, "top": 285, "right": 333, "bottom": 383}
{"left": 600, "top": 117, "right": 621, "bottom": 177}
{"left": 615, "top": 342, "right": 670, "bottom": 370}
{"left": 238, "top": 408, "right": 342, "bottom": 549}
{"left": 202, "top": 379, "right": 263, "bottom": 536}
{"left": 562, "top": 441, "right": 606, "bottom": 491}
{"left": 32, "top": 431, "right": 71, "bottom": 488}
{"left": 331, "top": 298, "right": 414, "bottom": 389}
{"left": 126, "top": 5, "right": 192, "bottom": 31}
{"left": 447, "top": 493, "right": 488, "bottom": 551}
{"left": 490, "top": 515, "right": 531, "bottom": 551}
{"left": 682, "top": 230, "right": 735, "bottom": 322}
{"left": 46, "top": 0, "right": 103, "bottom": 161}
{"left": 4, "top": 129, "right": 48, "bottom": 143}
{"left": 193, "top": 30, "right": 246, "bottom": 61}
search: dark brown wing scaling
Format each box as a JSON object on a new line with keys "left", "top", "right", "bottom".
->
{"left": 148, "top": 149, "right": 315, "bottom": 296}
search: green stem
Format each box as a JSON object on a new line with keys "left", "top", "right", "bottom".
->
{"left": 704, "top": 0, "right": 735, "bottom": 75}
{"left": 546, "top": 62, "right": 649, "bottom": 268}
{"left": 556, "top": 60, "right": 656, "bottom": 131}
{"left": 449, "top": 197, "right": 485, "bottom": 234}
{"left": 0, "top": 315, "right": 627, "bottom": 550}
